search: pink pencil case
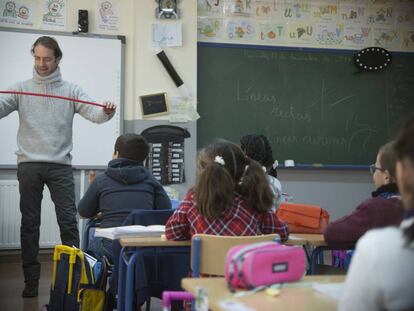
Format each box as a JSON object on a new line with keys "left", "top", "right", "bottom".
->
{"left": 224, "top": 241, "right": 306, "bottom": 290}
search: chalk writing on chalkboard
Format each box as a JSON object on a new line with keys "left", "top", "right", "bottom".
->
{"left": 140, "top": 92, "right": 168, "bottom": 118}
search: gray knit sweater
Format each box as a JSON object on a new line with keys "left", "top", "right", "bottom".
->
{"left": 0, "top": 67, "right": 114, "bottom": 165}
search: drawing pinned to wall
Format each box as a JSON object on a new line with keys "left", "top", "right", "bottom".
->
{"left": 0, "top": 0, "right": 34, "bottom": 26}
{"left": 372, "top": 28, "right": 400, "bottom": 48}
{"left": 258, "top": 22, "right": 285, "bottom": 43}
{"left": 287, "top": 21, "right": 314, "bottom": 43}
{"left": 283, "top": 0, "right": 312, "bottom": 20}
{"left": 343, "top": 24, "right": 371, "bottom": 46}
{"left": 402, "top": 30, "right": 414, "bottom": 50}
{"left": 227, "top": 19, "right": 254, "bottom": 40}
{"left": 315, "top": 22, "right": 343, "bottom": 45}
{"left": 197, "top": 0, "right": 224, "bottom": 16}
{"left": 224, "top": 0, "right": 253, "bottom": 17}
{"left": 395, "top": 5, "right": 414, "bottom": 27}
{"left": 96, "top": 0, "right": 120, "bottom": 32}
{"left": 339, "top": 3, "right": 366, "bottom": 23}
{"left": 311, "top": 2, "right": 339, "bottom": 22}
{"left": 168, "top": 97, "right": 200, "bottom": 123}
{"left": 152, "top": 23, "right": 182, "bottom": 47}
{"left": 41, "top": 0, "right": 66, "bottom": 30}
{"left": 366, "top": 5, "right": 394, "bottom": 26}
{"left": 198, "top": 17, "right": 223, "bottom": 39}
{"left": 253, "top": 0, "right": 282, "bottom": 19}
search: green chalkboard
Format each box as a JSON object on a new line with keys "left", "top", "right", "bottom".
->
{"left": 197, "top": 44, "right": 414, "bottom": 166}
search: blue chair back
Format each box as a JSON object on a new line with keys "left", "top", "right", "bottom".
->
{"left": 123, "top": 209, "right": 174, "bottom": 227}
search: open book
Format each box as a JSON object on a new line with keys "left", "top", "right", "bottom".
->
{"left": 94, "top": 225, "right": 165, "bottom": 240}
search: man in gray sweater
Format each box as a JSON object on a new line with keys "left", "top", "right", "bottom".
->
{"left": 0, "top": 36, "right": 116, "bottom": 297}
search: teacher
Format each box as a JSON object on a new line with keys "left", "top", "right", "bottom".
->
{"left": 0, "top": 36, "right": 116, "bottom": 298}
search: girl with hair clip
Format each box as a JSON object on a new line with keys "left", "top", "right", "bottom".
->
{"left": 339, "top": 115, "right": 414, "bottom": 311}
{"left": 165, "top": 140, "right": 288, "bottom": 241}
{"left": 240, "top": 134, "right": 282, "bottom": 209}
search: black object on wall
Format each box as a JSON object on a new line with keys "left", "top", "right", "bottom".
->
{"left": 141, "top": 125, "right": 190, "bottom": 185}
{"left": 78, "top": 10, "right": 88, "bottom": 33}
{"left": 197, "top": 43, "right": 414, "bottom": 166}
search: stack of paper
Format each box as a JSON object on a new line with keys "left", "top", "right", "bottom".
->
{"left": 94, "top": 225, "right": 165, "bottom": 240}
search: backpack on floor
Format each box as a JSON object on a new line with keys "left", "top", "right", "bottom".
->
{"left": 45, "top": 245, "right": 108, "bottom": 311}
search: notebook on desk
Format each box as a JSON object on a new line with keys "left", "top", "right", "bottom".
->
{"left": 94, "top": 225, "right": 165, "bottom": 240}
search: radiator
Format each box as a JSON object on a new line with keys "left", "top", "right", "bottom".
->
{"left": 0, "top": 180, "right": 61, "bottom": 249}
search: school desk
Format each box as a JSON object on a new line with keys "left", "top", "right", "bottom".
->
{"left": 182, "top": 275, "right": 345, "bottom": 311}
{"left": 117, "top": 234, "right": 328, "bottom": 310}
{"left": 285, "top": 233, "right": 328, "bottom": 274}
{"left": 118, "top": 237, "right": 191, "bottom": 311}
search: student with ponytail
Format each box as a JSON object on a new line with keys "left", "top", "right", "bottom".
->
{"left": 165, "top": 140, "right": 288, "bottom": 241}
{"left": 339, "top": 115, "right": 414, "bottom": 311}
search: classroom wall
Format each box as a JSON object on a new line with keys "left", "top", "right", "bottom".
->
{"left": 0, "top": 0, "right": 197, "bottom": 249}
{"left": 0, "top": 0, "right": 396, "bottom": 229}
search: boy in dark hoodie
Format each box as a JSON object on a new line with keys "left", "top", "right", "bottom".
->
{"left": 78, "top": 133, "right": 171, "bottom": 261}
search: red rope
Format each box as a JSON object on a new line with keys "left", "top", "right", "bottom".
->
{"left": 0, "top": 90, "right": 106, "bottom": 108}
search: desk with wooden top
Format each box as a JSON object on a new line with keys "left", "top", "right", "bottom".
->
{"left": 182, "top": 275, "right": 345, "bottom": 311}
{"left": 117, "top": 236, "right": 191, "bottom": 311}
{"left": 117, "top": 234, "right": 327, "bottom": 311}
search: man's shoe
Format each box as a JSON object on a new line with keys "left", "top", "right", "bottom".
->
{"left": 22, "top": 280, "right": 39, "bottom": 298}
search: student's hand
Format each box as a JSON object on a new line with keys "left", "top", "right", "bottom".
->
{"left": 88, "top": 170, "right": 97, "bottom": 183}
{"left": 102, "top": 101, "right": 117, "bottom": 114}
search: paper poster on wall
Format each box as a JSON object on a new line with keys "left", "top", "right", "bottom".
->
{"left": 41, "top": 0, "right": 66, "bottom": 30}
{"left": 0, "top": 0, "right": 35, "bottom": 26}
{"left": 96, "top": 0, "right": 119, "bottom": 32}
{"left": 253, "top": 0, "right": 282, "bottom": 19}
{"left": 152, "top": 23, "right": 182, "bottom": 47}
{"left": 311, "top": 2, "right": 338, "bottom": 22}
{"left": 315, "top": 22, "right": 343, "bottom": 46}
{"left": 339, "top": 3, "right": 367, "bottom": 24}
{"left": 198, "top": 17, "right": 223, "bottom": 40}
{"left": 343, "top": 24, "right": 371, "bottom": 47}
{"left": 224, "top": 0, "right": 253, "bottom": 17}
{"left": 227, "top": 19, "right": 254, "bottom": 40}
{"left": 366, "top": 5, "right": 394, "bottom": 26}
{"left": 287, "top": 21, "right": 314, "bottom": 43}
{"left": 395, "top": 5, "right": 414, "bottom": 27}
{"left": 258, "top": 22, "right": 286, "bottom": 43}
{"left": 168, "top": 97, "right": 200, "bottom": 123}
{"left": 402, "top": 30, "right": 414, "bottom": 50}
{"left": 283, "top": 1, "right": 312, "bottom": 20}
{"left": 197, "top": 0, "right": 224, "bottom": 17}
{"left": 372, "top": 28, "right": 400, "bottom": 48}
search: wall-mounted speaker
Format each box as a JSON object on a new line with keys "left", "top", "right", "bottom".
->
{"left": 78, "top": 10, "right": 88, "bottom": 33}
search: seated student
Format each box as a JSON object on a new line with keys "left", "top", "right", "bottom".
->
{"left": 339, "top": 115, "right": 414, "bottom": 311}
{"left": 324, "top": 141, "right": 404, "bottom": 249}
{"left": 240, "top": 134, "right": 282, "bottom": 209}
{"left": 78, "top": 133, "right": 171, "bottom": 262}
{"left": 165, "top": 140, "right": 288, "bottom": 241}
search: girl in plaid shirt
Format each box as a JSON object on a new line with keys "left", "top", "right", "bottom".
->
{"left": 166, "top": 141, "right": 288, "bottom": 241}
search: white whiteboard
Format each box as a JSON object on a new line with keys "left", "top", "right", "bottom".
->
{"left": 0, "top": 28, "right": 124, "bottom": 167}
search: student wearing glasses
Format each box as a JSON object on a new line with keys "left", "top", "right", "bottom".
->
{"left": 324, "top": 141, "right": 404, "bottom": 249}
{"left": 339, "top": 115, "right": 414, "bottom": 311}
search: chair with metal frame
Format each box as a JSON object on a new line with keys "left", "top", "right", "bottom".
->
{"left": 112, "top": 208, "right": 190, "bottom": 311}
{"left": 162, "top": 233, "right": 281, "bottom": 310}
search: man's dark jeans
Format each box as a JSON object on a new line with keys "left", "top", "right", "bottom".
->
{"left": 17, "top": 162, "right": 79, "bottom": 282}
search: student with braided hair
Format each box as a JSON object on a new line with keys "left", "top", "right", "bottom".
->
{"left": 240, "top": 134, "right": 282, "bottom": 209}
{"left": 165, "top": 140, "right": 288, "bottom": 241}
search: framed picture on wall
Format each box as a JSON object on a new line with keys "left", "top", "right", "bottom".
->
{"left": 140, "top": 92, "right": 169, "bottom": 118}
